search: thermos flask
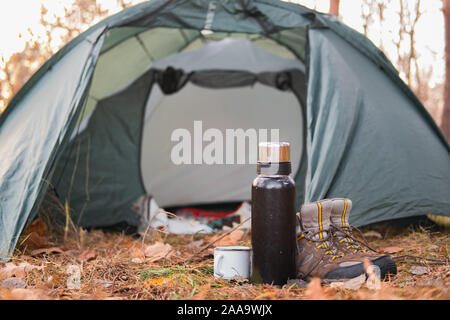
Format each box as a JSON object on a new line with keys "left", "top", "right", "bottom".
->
{"left": 251, "top": 142, "right": 296, "bottom": 285}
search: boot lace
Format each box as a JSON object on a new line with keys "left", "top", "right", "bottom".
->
{"left": 297, "top": 229, "right": 345, "bottom": 279}
{"left": 298, "top": 229, "right": 345, "bottom": 261}
{"left": 331, "top": 224, "right": 377, "bottom": 253}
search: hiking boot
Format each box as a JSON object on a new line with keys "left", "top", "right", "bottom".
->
{"left": 330, "top": 198, "right": 397, "bottom": 279}
{"left": 296, "top": 199, "right": 368, "bottom": 281}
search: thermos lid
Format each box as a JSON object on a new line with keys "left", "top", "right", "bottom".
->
{"left": 258, "top": 142, "right": 290, "bottom": 163}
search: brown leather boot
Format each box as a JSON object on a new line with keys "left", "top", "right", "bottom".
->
{"left": 329, "top": 198, "right": 397, "bottom": 279}
{"left": 296, "top": 200, "right": 368, "bottom": 281}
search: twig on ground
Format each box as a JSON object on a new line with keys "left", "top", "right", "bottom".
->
{"left": 183, "top": 217, "right": 251, "bottom": 265}
{"left": 393, "top": 254, "right": 449, "bottom": 265}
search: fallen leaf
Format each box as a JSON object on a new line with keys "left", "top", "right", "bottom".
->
{"left": 329, "top": 281, "right": 344, "bottom": 289}
{"left": 0, "top": 288, "right": 52, "bottom": 300}
{"left": 211, "top": 230, "right": 245, "bottom": 247}
{"left": 23, "top": 218, "right": 47, "bottom": 236}
{"left": 363, "top": 230, "right": 383, "bottom": 240}
{"left": 93, "top": 279, "right": 113, "bottom": 288}
{"left": 145, "top": 277, "right": 170, "bottom": 286}
{"left": 191, "top": 282, "right": 212, "bottom": 300}
{"left": 31, "top": 247, "right": 64, "bottom": 256}
{"left": 20, "top": 232, "right": 48, "bottom": 251}
{"left": 380, "top": 246, "right": 403, "bottom": 254}
{"left": 19, "top": 219, "right": 48, "bottom": 251}
{"left": 305, "top": 277, "right": 327, "bottom": 300}
{"left": 123, "top": 241, "right": 134, "bottom": 248}
{"left": 130, "top": 245, "right": 145, "bottom": 261}
{"left": 343, "top": 274, "right": 366, "bottom": 291}
{"left": 410, "top": 266, "right": 429, "bottom": 276}
{"left": 77, "top": 248, "right": 97, "bottom": 262}
{"left": 364, "top": 258, "right": 381, "bottom": 291}
{"left": 229, "top": 230, "right": 244, "bottom": 243}
{"left": 131, "top": 258, "right": 143, "bottom": 264}
{"left": 0, "top": 278, "right": 27, "bottom": 289}
{"left": 144, "top": 242, "right": 173, "bottom": 262}
{"left": 188, "top": 239, "right": 204, "bottom": 249}
{"left": 0, "top": 262, "right": 42, "bottom": 280}
{"left": 286, "top": 278, "right": 308, "bottom": 289}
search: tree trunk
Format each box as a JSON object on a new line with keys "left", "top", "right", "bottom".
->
{"left": 329, "top": 0, "right": 340, "bottom": 17}
{"left": 442, "top": 0, "right": 450, "bottom": 142}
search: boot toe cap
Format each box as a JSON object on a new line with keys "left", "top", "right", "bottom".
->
{"left": 371, "top": 255, "right": 397, "bottom": 279}
{"left": 323, "top": 262, "right": 365, "bottom": 280}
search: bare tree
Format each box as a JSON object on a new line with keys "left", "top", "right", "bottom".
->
{"left": 329, "top": 0, "right": 340, "bottom": 16}
{"left": 360, "top": 0, "right": 375, "bottom": 37}
{"left": 392, "top": 0, "right": 423, "bottom": 87}
{"left": 0, "top": 35, "right": 48, "bottom": 113}
{"left": 442, "top": 0, "right": 450, "bottom": 141}
{"left": 117, "top": 0, "right": 135, "bottom": 8}
{"left": 0, "top": 0, "right": 110, "bottom": 113}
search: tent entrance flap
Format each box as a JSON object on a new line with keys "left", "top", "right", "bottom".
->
{"left": 136, "top": 37, "right": 307, "bottom": 208}
{"left": 48, "top": 36, "right": 308, "bottom": 229}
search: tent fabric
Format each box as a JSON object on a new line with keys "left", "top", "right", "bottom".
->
{"left": 150, "top": 38, "right": 305, "bottom": 73}
{"left": 0, "top": 28, "right": 106, "bottom": 258}
{"left": 0, "top": 0, "right": 449, "bottom": 260}
{"left": 305, "top": 29, "right": 450, "bottom": 226}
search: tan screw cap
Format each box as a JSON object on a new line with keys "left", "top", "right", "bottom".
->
{"left": 258, "top": 142, "right": 290, "bottom": 163}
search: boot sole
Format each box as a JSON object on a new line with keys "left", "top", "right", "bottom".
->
{"left": 305, "top": 255, "right": 397, "bottom": 284}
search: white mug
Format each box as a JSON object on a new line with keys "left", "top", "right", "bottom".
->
{"left": 214, "top": 246, "right": 253, "bottom": 280}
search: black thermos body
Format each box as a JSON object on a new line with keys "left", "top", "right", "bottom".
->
{"left": 251, "top": 142, "right": 296, "bottom": 285}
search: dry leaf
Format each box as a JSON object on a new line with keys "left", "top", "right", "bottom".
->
{"left": 0, "top": 278, "right": 27, "bottom": 289}
{"left": 20, "top": 219, "right": 48, "bottom": 250}
{"left": 305, "top": 277, "right": 327, "bottom": 300}
{"left": 286, "top": 279, "right": 308, "bottom": 288}
{"left": 23, "top": 218, "right": 47, "bottom": 236}
{"left": 145, "top": 277, "right": 170, "bottom": 286}
{"left": 131, "top": 245, "right": 145, "bottom": 260}
{"left": 410, "top": 266, "right": 429, "bottom": 276}
{"left": 344, "top": 274, "right": 366, "bottom": 291}
{"left": 144, "top": 242, "right": 173, "bottom": 262}
{"left": 78, "top": 248, "right": 97, "bottom": 262}
{"left": 363, "top": 230, "right": 383, "bottom": 240}
{"left": 364, "top": 259, "right": 381, "bottom": 290}
{"left": 229, "top": 229, "right": 244, "bottom": 242}
{"left": 103, "top": 296, "right": 127, "bottom": 300}
{"left": 31, "top": 247, "right": 64, "bottom": 256}
{"left": 329, "top": 281, "right": 345, "bottom": 289}
{"left": 380, "top": 246, "right": 403, "bottom": 254}
{"left": 131, "top": 258, "right": 143, "bottom": 264}
{"left": 211, "top": 230, "right": 245, "bottom": 247}
{"left": 93, "top": 279, "right": 113, "bottom": 288}
{"left": 0, "top": 262, "right": 42, "bottom": 280}
{"left": 188, "top": 239, "right": 204, "bottom": 249}
{"left": 20, "top": 232, "right": 48, "bottom": 251}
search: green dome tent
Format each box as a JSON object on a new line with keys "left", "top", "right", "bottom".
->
{"left": 0, "top": 0, "right": 449, "bottom": 260}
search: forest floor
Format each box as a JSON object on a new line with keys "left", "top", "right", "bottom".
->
{"left": 0, "top": 216, "right": 448, "bottom": 300}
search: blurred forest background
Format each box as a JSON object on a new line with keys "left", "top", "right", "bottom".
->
{"left": 0, "top": 0, "right": 449, "bottom": 141}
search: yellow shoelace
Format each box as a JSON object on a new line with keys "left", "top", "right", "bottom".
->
{"left": 298, "top": 233, "right": 345, "bottom": 260}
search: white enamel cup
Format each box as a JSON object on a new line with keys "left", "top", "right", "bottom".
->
{"left": 214, "top": 246, "right": 253, "bottom": 280}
